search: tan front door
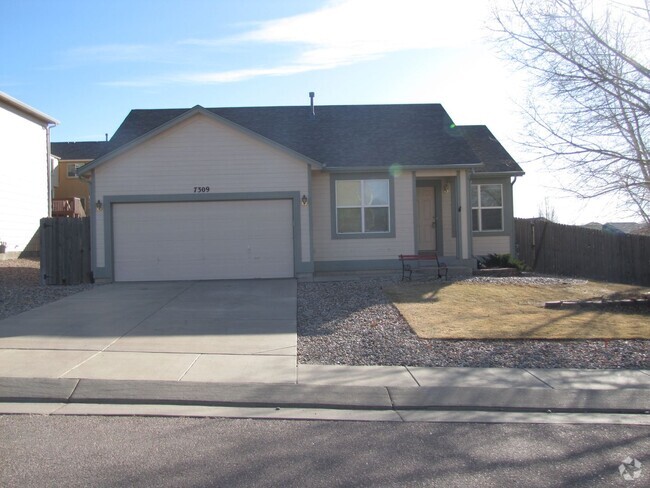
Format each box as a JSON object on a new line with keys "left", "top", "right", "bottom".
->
{"left": 417, "top": 186, "right": 436, "bottom": 251}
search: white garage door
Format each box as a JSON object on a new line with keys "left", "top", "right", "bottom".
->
{"left": 113, "top": 200, "right": 294, "bottom": 281}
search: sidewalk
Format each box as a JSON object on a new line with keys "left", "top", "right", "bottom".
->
{"left": 1, "top": 365, "right": 649, "bottom": 424}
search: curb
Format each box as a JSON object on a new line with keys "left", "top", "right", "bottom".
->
{"left": 2, "top": 377, "right": 650, "bottom": 415}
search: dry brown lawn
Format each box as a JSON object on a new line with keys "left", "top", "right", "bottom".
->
{"left": 383, "top": 280, "right": 650, "bottom": 339}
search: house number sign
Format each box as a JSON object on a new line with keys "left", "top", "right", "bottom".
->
{"left": 193, "top": 186, "right": 210, "bottom": 193}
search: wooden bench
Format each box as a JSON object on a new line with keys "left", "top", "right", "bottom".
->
{"left": 399, "top": 253, "right": 448, "bottom": 281}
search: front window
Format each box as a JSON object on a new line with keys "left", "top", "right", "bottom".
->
{"left": 472, "top": 184, "right": 503, "bottom": 231}
{"left": 336, "top": 179, "right": 390, "bottom": 234}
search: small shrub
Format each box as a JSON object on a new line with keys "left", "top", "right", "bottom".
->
{"left": 479, "top": 253, "right": 529, "bottom": 271}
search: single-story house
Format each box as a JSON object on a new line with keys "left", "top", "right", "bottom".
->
{"left": 0, "top": 91, "right": 59, "bottom": 258}
{"left": 77, "top": 100, "right": 524, "bottom": 282}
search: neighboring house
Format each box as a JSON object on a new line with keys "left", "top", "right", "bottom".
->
{"left": 583, "top": 222, "right": 603, "bottom": 232}
{"left": 602, "top": 222, "right": 650, "bottom": 235}
{"left": 0, "top": 91, "right": 58, "bottom": 258}
{"left": 78, "top": 101, "right": 524, "bottom": 282}
{"left": 583, "top": 222, "right": 650, "bottom": 235}
{"left": 51, "top": 141, "right": 108, "bottom": 216}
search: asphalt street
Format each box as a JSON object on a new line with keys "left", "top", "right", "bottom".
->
{"left": 1, "top": 416, "right": 647, "bottom": 487}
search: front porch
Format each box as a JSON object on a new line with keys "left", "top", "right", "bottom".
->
{"left": 414, "top": 170, "right": 473, "bottom": 266}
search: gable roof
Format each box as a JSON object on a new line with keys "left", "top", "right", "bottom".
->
{"left": 51, "top": 141, "right": 109, "bottom": 160}
{"left": 78, "top": 103, "right": 524, "bottom": 175}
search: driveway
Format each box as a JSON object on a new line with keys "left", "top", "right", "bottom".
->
{"left": 0, "top": 280, "right": 297, "bottom": 383}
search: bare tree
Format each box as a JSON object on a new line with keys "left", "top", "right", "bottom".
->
{"left": 537, "top": 196, "right": 558, "bottom": 221}
{"left": 491, "top": 0, "right": 650, "bottom": 223}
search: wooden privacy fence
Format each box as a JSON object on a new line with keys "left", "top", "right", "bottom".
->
{"left": 515, "top": 218, "right": 650, "bottom": 285}
{"left": 40, "top": 217, "right": 92, "bottom": 285}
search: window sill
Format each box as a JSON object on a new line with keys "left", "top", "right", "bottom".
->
{"left": 333, "top": 231, "right": 396, "bottom": 240}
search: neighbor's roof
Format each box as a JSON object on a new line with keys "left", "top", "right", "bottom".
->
{"left": 78, "top": 103, "right": 524, "bottom": 174}
{"left": 51, "top": 141, "right": 109, "bottom": 160}
{"left": 0, "top": 91, "right": 59, "bottom": 126}
{"left": 603, "top": 222, "right": 650, "bottom": 235}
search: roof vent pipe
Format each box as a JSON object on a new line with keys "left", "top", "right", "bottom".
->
{"left": 105, "top": 133, "right": 108, "bottom": 142}
{"left": 309, "top": 92, "right": 315, "bottom": 118}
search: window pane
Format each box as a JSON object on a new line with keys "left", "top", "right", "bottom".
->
{"left": 480, "top": 185, "right": 502, "bottom": 207}
{"left": 472, "top": 209, "right": 479, "bottom": 231}
{"left": 337, "top": 208, "right": 362, "bottom": 233}
{"left": 363, "top": 180, "right": 389, "bottom": 206}
{"left": 481, "top": 209, "right": 503, "bottom": 231}
{"left": 471, "top": 185, "right": 479, "bottom": 207}
{"left": 336, "top": 180, "right": 361, "bottom": 206}
{"left": 364, "top": 207, "right": 389, "bottom": 232}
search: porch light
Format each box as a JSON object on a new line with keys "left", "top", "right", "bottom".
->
{"left": 301, "top": 194, "right": 309, "bottom": 206}
{"left": 96, "top": 199, "right": 103, "bottom": 211}
{"left": 443, "top": 182, "right": 450, "bottom": 193}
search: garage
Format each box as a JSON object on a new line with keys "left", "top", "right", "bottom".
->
{"left": 112, "top": 199, "right": 294, "bottom": 282}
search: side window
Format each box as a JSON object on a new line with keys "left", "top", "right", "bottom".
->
{"left": 471, "top": 184, "right": 503, "bottom": 231}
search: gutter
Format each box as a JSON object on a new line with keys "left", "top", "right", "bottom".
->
{"left": 471, "top": 171, "right": 525, "bottom": 178}
{"left": 0, "top": 91, "right": 59, "bottom": 126}
{"left": 324, "top": 163, "right": 484, "bottom": 173}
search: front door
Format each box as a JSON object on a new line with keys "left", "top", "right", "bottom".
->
{"left": 417, "top": 186, "right": 436, "bottom": 251}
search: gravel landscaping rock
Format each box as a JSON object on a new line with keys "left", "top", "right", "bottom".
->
{"left": 0, "top": 259, "right": 92, "bottom": 321}
{"left": 3, "top": 260, "right": 647, "bottom": 370}
{"left": 297, "top": 276, "right": 650, "bottom": 369}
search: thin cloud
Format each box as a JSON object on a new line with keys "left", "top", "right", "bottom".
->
{"left": 103, "top": 0, "right": 487, "bottom": 87}
{"left": 65, "top": 44, "right": 167, "bottom": 64}
{"left": 102, "top": 63, "right": 342, "bottom": 87}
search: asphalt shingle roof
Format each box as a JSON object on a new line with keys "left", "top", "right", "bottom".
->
{"left": 61, "top": 103, "right": 524, "bottom": 174}
{"left": 459, "top": 125, "right": 522, "bottom": 174}
{"left": 51, "top": 141, "right": 109, "bottom": 160}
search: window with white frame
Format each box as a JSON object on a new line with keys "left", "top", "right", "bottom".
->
{"left": 67, "top": 163, "right": 83, "bottom": 178}
{"left": 335, "top": 179, "right": 390, "bottom": 234}
{"left": 471, "top": 184, "right": 503, "bottom": 231}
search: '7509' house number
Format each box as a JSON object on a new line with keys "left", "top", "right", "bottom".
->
{"left": 193, "top": 186, "right": 210, "bottom": 193}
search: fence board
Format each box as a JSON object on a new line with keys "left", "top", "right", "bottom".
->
{"left": 515, "top": 218, "right": 650, "bottom": 285}
{"left": 40, "top": 217, "right": 92, "bottom": 285}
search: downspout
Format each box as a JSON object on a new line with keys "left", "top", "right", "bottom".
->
{"left": 46, "top": 123, "right": 54, "bottom": 217}
{"left": 510, "top": 176, "right": 519, "bottom": 256}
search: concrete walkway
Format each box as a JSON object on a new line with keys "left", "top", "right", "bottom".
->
{"left": 1, "top": 362, "right": 648, "bottom": 423}
{"left": 297, "top": 364, "right": 650, "bottom": 390}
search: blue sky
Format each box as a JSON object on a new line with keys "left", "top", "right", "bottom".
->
{"left": 0, "top": 0, "right": 635, "bottom": 224}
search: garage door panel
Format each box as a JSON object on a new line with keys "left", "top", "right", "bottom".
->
{"left": 113, "top": 200, "right": 294, "bottom": 281}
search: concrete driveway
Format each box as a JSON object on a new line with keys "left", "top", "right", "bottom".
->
{"left": 0, "top": 280, "right": 297, "bottom": 384}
